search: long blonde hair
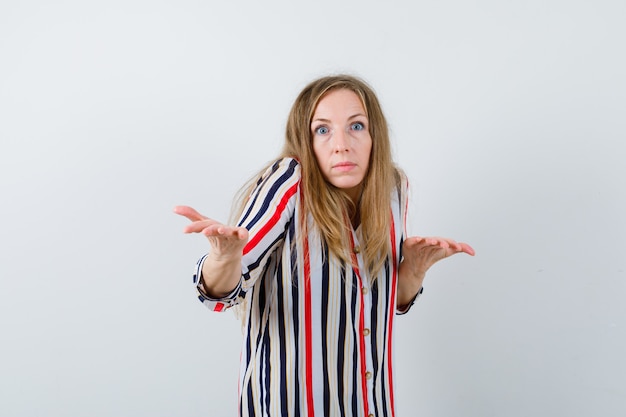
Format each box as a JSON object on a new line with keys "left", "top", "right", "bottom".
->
{"left": 232, "top": 74, "right": 401, "bottom": 278}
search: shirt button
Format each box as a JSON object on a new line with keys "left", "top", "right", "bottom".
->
{"left": 365, "top": 371, "right": 372, "bottom": 380}
{"left": 363, "top": 328, "right": 370, "bottom": 336}
{"left": 353, "top": 245, "right": 361, "bottom": 254}
{"left": 361, "top": 287, "right": 369, "bottom": 295}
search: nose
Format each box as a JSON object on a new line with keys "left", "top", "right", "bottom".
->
{"left": 333, "top": 129, "right": 349, "bottom": 153}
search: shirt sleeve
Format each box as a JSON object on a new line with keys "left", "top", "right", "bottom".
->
{"left": 194, "top": 158, "right": 301, "bottom": 312}
{"left": 193, "top": 253, "right": 244, "bottom": 312}
{"left": 395, "top": 170, "right": 423, "bottom": 315}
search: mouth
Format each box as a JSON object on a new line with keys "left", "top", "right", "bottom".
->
{"left": 333, "top": 162, "right": 357, "bottom": 172}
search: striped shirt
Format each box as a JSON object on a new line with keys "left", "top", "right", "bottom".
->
{"left": 193, "top": 157, "right": 418, "bottom": 417}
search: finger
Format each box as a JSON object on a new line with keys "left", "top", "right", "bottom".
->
{"left": 202, "top": 224, "right": 231, "bottom": 237}
{"left": 437, "top": 237, "right": 473, "bottom": 255}
{"left": 434, "top": 238, "right": 450, "bottom": 249}
{"left": 435, "top": 243, "right": 472, "bottom": 260}
{"left": 459, "top": 242, "right": 475, "bottom": 256}
{"left": 173, "top": 205, "right": 209, "bottom": 222}
{"left": 403, "top": 236, "right": 422, "bottom": 248}
{"left": 183, "top": 219, "right": 220, "bottom": 234}
{"left": 439, "top": 237, "right": 462, "bottom": 252}
{"left": 201, "top": 224, "right": 221, "bottom": 236}
{"left": 420, "top": 236, "right": 449, "bottom": 249}
{"left": 220, "top": 226, "right": 244, "bottom": 238}
{"left": 404, "top": 236, "right": 440, "bottom": 252}
{"left": 237, "top": 227, "right": 249, "bottom": 240}
{"left": 428, "top": 236, "right": 469, "bottom": 252}
{"left": 203, "top": 224, "right": 248, "bottom": 240}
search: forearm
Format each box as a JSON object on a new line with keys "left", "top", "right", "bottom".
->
{"left": 200, "top": 252, "right": 243, "bottom": 298}
{"left": 396, "top": 262, "right": 425, "bottom": 310}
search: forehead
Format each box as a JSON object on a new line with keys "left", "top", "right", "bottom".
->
{"left": 313, "top": 89, "right": 366, "bottom": 117}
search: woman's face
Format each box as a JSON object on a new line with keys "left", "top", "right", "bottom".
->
{"left": 311, "top": 89, "right": 372, "bottom": 203}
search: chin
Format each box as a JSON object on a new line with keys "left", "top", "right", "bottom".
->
{"left": 332, "top": 181, "right": 360, "bottom": 190}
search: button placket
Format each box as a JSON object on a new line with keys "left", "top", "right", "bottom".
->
{"left": 351, "top": 229, "right": 376, "bottom": 413}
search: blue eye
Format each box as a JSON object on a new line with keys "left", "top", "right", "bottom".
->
{"left": 351, "top": 122, "right": 365, "bottom": 131}
{"left": 315, "top": 126, "right": 329, "bottom": 135}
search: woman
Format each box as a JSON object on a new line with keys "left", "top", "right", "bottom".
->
{"left": 175, "top": 75, "right": 474, "bottom": 417}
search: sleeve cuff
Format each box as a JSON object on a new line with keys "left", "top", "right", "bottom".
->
{"left": 396, "top": 286, "right": 424, "bottom": 315}
{"left": 193, "top": 254, "right": 243, "bottom": 312}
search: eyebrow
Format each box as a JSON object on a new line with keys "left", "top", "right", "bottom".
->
{"left": 311, "top": 113, "right": 368, "bottom": 124}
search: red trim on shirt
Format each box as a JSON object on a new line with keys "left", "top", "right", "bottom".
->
{"left": 303, "top": 233, "right": 315, "bottom": 416}
{"left": 214, "top": 302, "right": 225, "bottom": 312}
{"left": 387, "top": 211, "right": 398, "bottom": 416}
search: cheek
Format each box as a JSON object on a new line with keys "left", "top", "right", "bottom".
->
{"left": 364, "top": 139, "right": 373, "bottom": 162}
{"left": 312, "top": 144, "right": 326, "bottom": 168}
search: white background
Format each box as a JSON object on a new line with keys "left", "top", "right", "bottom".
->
{"left": 1, "top": 1, "right": 625, "bottom": 416}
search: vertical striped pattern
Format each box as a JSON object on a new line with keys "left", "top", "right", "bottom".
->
{"left": 302, "top": 232, "right": 314, "bottom": 416}
{"left": 193, "top": 157, "right": 411, "bottom": 417}
{"left": 348, "top": 232, "right": 370, "bottom": 417}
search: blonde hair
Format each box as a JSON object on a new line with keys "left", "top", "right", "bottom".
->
{"left": 232, "top": 74, "right": 401, "bottom": 278}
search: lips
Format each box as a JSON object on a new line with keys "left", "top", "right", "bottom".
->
{"left": 333, "top": 162, "right": 357, "bottom": 172}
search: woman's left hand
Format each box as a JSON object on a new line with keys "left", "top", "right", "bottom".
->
{"left": 397, "top": 236, "right": 475, "bottom": 308}
{"left": 401, "top": 236, "right": 475, "bottom": 279}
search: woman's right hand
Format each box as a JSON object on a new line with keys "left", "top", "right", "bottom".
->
{"left": 174, "top": 205, "right": 248, "bottom": 259}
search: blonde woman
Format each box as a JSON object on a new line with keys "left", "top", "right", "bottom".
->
{"left": 175, "top": 75, "right": 474, "bottom": 417}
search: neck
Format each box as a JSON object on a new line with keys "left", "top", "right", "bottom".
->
{"left": 350, "top": 210, "right": 361, "bottom": 229}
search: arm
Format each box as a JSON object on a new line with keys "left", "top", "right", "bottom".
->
{"left": 397, "top": 236, "right": 475, "bottom": 310}
{"left": 176, "top": 158, "right": 300, "bottom": 308}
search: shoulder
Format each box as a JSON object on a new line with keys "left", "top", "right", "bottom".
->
{"left": 251, "top": 157, "right": 301, "bottom": 198}
{"left": 394, "top": 166, "right": 408, "bottom": 187}
{"left": 260, "top": 157, "right": 301, "bottom": 181}
{"left": 392, "top": 166, "right": 409, "bottom": 200}
{"left": 274, "top": 157, "right": 301, "bottom": 173}
{"left": 257, "top": 157, "right": 301, "bottom": 186}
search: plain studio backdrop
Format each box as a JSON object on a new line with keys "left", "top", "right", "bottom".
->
{"left": 1, "top": 1, "right": 624, "bottom": 416}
